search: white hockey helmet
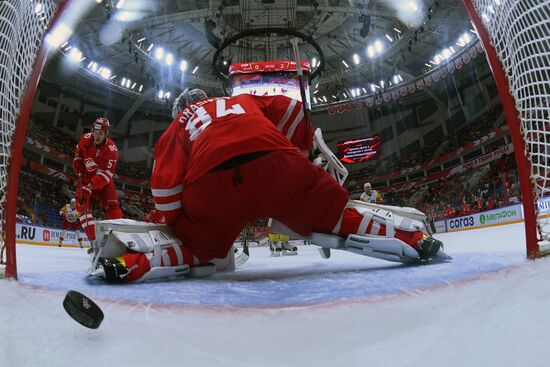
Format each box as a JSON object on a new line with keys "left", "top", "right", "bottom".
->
{"left": 172, "top": 88, "right": 208, "bottom": 118}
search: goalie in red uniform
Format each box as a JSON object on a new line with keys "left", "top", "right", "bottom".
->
{"left": 73, "top": 118, "right": 123, "bottom": 247}
{"left": 95, "top": 90, "right": 446, "bottom": 282}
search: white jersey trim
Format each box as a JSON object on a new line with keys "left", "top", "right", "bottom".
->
{"left": 277, "top": 99, "right": 297, "bottom": 131}
{"left": 155, "top": 201, "right": 182, "bottom": 211}
{"left": 152, "top": 185, "right": 183, "bottom": 197}
{"left": 285, "top": 109, "right": 304, "bottom": 141}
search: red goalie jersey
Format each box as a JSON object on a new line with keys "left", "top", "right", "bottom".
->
{"left": 151, "top": 94, "right": 314, "bottom": 223}
{"left": 73, "top": 133, "right": 118, "bottom": 189}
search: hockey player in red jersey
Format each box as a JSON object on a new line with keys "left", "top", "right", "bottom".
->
{"left": 94, "top": 90, "right": 446, "bottom": 282}
{"left": 73, "top": 118, "right": 123, "bottom": 245}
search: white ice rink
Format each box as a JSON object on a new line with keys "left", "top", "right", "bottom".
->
{"left": 2, "top": 222, "right": 550, "bottom": 367}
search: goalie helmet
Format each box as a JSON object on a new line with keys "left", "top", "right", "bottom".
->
{"left": 172, "top": 88, "right": 208, "bottom": 118}
{"left": 92, "top": 117, "right": 110, "bottom": 132}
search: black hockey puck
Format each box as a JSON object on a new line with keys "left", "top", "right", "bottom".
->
{"left": 63, "top": 290, "right": 104, "bottom": 329}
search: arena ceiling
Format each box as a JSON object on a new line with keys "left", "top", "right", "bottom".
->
{"left": 41, "top": 0, "right": 477, "bottom": 112}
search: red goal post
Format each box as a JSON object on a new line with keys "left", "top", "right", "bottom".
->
{"left": 463, "top": 0, "right": 550, "bottom": 258}
{"left": 0, "top": 0, "right": 68, "bottom": 278}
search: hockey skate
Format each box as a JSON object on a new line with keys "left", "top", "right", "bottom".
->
{"left": 281, "top": 241, "right": 298, "bottom": 256}
{"left": 270, "top": 241, "right": 282, "bottom": 257}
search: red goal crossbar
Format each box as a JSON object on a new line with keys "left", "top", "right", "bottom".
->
{"left": 463, "top": 0, "right": 545, "bottom": 258}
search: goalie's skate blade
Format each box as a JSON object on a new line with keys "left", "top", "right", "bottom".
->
{"left": 63, "top": 290, "right": 104, "bottom": 329}
{"left": 416, "top": 251, "right": 453, "bottom": 265}
{"left": 188, "top": 263, "right": 216, "bottom": 278}
{"left": 318, "top": 247, "right": 331, "bottom": 259}
{"left": 345, "top": 235, "right": 420, "bottom": 264}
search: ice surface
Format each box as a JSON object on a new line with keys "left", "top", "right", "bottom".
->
{"left": 2, "top": 222, "right": 550, "bottom": 367}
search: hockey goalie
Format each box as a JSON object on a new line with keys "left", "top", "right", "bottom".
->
{"left": 89, "top": 89, "right": 450, "bottom": 283}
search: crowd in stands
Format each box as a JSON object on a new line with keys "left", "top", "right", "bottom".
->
{"left": 17, "top": 167, "right": 70, "bottom": 227}
{"left": 382, "top": 154, "right": 520, "bottom": 221}
{"left": 28, "top": 118, "right": 77, "bottom": 158}
{"left": 347, "top": 104, "right": 504, "bottom": 179}
{"left": 117, "top": 161, "right": 150, "bottom": 181}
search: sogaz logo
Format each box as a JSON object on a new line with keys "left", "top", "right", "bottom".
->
{"left": 480, "top": 214, "right": 486, "bottom": 225}
{"left": 448, "top": 216, "right": 475, "bottom": 229}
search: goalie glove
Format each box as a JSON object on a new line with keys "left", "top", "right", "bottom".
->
{"left": 144, "top": 209, "right": 166, "bottom": 224}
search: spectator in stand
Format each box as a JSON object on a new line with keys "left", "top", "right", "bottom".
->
{"left": 487, "top": 196, "right": 495, "bottom": 210}
{"left": 444, "top": 204, "right": 455, "bottom": 218}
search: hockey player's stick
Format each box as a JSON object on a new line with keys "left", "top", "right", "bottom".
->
{"left": 78, "top": 174, "right": 95, "bottom": 252}
{"left": 290, "top": 38, "right": 312, "bottom": 130}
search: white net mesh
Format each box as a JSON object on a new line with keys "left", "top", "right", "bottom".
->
{"left": 0, "top": 0, "right": 58, "bottom": 270}
{"left": 470, "top": 0, "right": 550, "bottom": 245}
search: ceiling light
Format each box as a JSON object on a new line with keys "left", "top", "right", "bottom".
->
{"left": 45, "top": 22, "right": 72, "bottom": 48}
{"left": 180, "top": 60, "right": 188, "bottom": 72}
{"left": 353, "top": 53, "right": 360, "bottom": 65}
{"left": 99, "top": 67, "right": 111, "bottom": 80}
{"left": 154, "top": 47, "right": 164, "bottom": 60}
{"left": 165, "top": 53, "right": 173, "bottom": 65}
{"left": 192, "top": 66, "right": 198, "bottom": 74}
{"left": 367, "top": 46, "right": 375, "bottom": 58}
{"left": 405, "top": 1, "right": 419, "bottom": 12}
{"left": 68, "top": 48, "right": 82, "bottom": 62}
{"left": 374, "top": 40, "right": 383, "bottom": 53}
{"left": 385, "top": 34, "right": 393, "bottom": 42}
{"left": 147, "top": 43, "right": 154, "bottom": 52}
{"left": 342, "top": 60, "right": 349, "bottom": 68}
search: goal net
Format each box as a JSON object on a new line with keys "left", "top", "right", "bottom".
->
{"left": 463, "top": 0, "right": 550, "bottom": 257}
{"left": 0, "top": 0, "right": 60, "bottom": 278}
